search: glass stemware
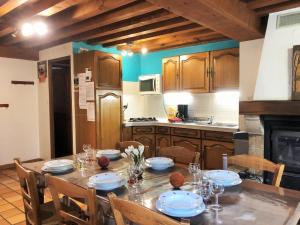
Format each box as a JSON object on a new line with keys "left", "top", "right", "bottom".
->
{"left": 188, "top": 163, "right": 201, "bottom": 185}
{"left": 198, "top": 178, "right": 212, "bottom": 204}
{"left": 210, "top": 183, "right": 224, "bottom": 211}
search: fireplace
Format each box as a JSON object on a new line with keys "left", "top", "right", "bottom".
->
{"left": 262, "top": 115, "right": 300, "bottom": 190}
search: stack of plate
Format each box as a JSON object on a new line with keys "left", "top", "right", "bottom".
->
{"left": 205, "top": 170, "right": 242, "bottom": 187}
{"left": 156, "top": 191, "right": 205, "bottom": 217}
{"left": 96, "top": 150, "right": 121, "bottom": 160}
{"left": 88, "top": 172, "right": 126, "bottom": 191}
{"left": 42, "top": 159, "right": 74, "bottom": 174}
{"left": 145, "top": 157, "right": 174, "bottom": 171}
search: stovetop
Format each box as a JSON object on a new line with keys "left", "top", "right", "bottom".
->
{"left": 128, "top": 117, "right": 157, "bottom": 122}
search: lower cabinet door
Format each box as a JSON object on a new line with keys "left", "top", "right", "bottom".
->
{"left": 133, "top": 134, "right": 156, "bottom": 158}
{"left": 202, "top": 140, "right": 233, "bottom": 169}
{"left": 156, "top": 134, "right": 171, "bottom": 156}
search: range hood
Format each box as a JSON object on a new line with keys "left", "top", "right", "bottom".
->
{"left": 253, "top": 7, "right": 300, "bottom": 100}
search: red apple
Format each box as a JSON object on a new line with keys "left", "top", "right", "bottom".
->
{"left": 170, "top": 172, "right": 185, "bottom": 188}
{"left": 97, "top": 156, "right": 110, "bottom": 169}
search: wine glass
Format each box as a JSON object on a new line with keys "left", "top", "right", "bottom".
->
{"left": 188, "top": 163, "right": 201, "bottom": 185}
{"left": 198, "top": 178, "right": 212, "bottom": 204}
{"left": 210, "top": 183, "right": 224, "bottom": 211}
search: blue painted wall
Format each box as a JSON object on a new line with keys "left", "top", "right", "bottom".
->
{"left": 73, "top": 40, "right": 239, "bottom": 82}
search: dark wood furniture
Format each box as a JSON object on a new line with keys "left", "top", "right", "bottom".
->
{"left": 23, "top": 157, "right": 300, "bottom": 225}
{"left": 229, "top": 154, "right": 285, "bottom": 187}
{"left": 159, "top": 146, "right": 200, "bottom": 165}
{"left": 293, "top": 45, "right": 300, "bottom": 100}
{"left": 162, "top": 48, "right": 239, "bottom": 93}
{"left": 123, "top": 125, "right": 234, "bottom": 169}
{"left": 108, "top": 193, "right": 180, "bottom": 225}
{"left": 45, "top": 174, "right": 99, "bottom": 225}
{"left": 14, "top": 159, "right": 57, "bottom": 225}
{"left": 74, "top": 51, "right": 122, "bottom": 152}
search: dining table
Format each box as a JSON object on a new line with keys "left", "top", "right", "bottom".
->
{"left": 23, "top": 155, "right": 300, "bottom": 225}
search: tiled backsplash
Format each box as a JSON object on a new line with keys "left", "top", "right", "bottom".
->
{"left": 123, "top": 82, "right": 239, "bottom": 123}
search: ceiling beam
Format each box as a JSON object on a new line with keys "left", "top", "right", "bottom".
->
{"left": 20, "top": 1, "right": 160, "bottom": 48}
{"left": 0, "top": 0, "right": 135, "bottom": 45}
{"left": 146, "top": 0, "right": 263, "bottom": 41}
{"left": 0, "top": 0, "right": 28, "bottom": 17}
{"left": 103, "top": 23, "right": 201, "bottom": 47}
{"left": 255, "top": 1, "right": 300, "bottom": 16}
{"left": 88, "top": 17, "right": 188, "bottom": 44}
{"left": 37, "top": 0, "right": 83, "bottom": 17}
{"left": 247, "top": 0, "right": 289, "bottom": 10}
{"left": 0, "top": 45, "right": 38, "bottom": 60}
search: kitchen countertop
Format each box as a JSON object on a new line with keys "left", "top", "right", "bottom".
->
{"left": 124, "top": 119, "right": 239, "bottom": 133}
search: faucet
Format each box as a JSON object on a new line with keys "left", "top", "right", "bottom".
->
{"left": 208, "top": 116, "right": 214, "bottom": 125}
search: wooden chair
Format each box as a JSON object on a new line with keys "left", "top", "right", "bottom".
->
{"left": 108, "top": 193, "right": 180, "bottom": 225}
{"left": 159, "top": 146, "right": 200, "bottom": 166}
{"left": 14, "top": 159, "right": 57, "bottom": 225}
{"left": 45, "top": 174, "right": 100, "bottom": 225}
{"left": 117, "top": 141, "right": 152, "bottom": 158}
{"left": 228, "top": 154, "right": 285, "bottom": 187}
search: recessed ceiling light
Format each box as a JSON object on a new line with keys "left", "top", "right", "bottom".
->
{"left": 121, "top": 50, "right": 127, "bottom": 56}
{"left": 141, "top": 47, "right": 148, "bottom": 54}
{"left": 34, "top": 22, "right": 47, "bottom": 35}
{"left": 127, "top": 51, "right": 133, "bottom": 56}
{"left": 21, "top": 23, "right": 34, "bottom": 37}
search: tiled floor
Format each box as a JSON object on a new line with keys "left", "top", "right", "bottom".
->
{"left": 0, "top": 168, "right": 52, "bottom": 225}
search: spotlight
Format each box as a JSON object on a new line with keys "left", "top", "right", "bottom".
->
{"left": 21, "top": 23, "right": 34, "bottom": 37}
{"left": 141, "top": 47, "right": 148, "bottom": 54}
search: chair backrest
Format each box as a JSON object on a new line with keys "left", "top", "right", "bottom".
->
{"left": 14, "top": 159, "right": 41, "bottom": 225}
{"left": 117, "top": 141, "right": 152, "bottom": 158}
{"left": 45, "top": 174, "right": 98, "bottom": 225}
{"left": 108, "top": 193, "right": 180, "bottom": 225}
{"left": 159, "top": 146, "right": 200, "bottom": 165}
{"left": 228, "top": 154, "right": 285, "bottom": 187}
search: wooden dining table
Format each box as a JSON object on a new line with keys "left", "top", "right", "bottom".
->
{"left": 23, "top": 156, "right": 300, "bottom": 225}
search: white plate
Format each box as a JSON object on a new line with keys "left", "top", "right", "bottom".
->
{"left": 205, "top": 170, "right": 242, "bottom": 187}
{"left": 41, "top": 165, "right": 74, "bottom": 174}
{"left": 44, "top": 159, "right": 73, "bottom": 169}
{"left": 88, "top": 172, "right": 125, "bottom": 190}
{"left": 146, "top": 157, "right": 173, "bottom": 166}
{"left": 96, "top": 150, "right": 121, "bottom": 159}
{"left": 156, "top": 191, "right": 205, "bottom": 217}
{"left": 145, "top": 161, "right": 174, "bottom": 171}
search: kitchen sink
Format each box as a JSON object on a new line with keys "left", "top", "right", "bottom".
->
{"left": 211, "top": 122, "right": 238, "bottom": 127}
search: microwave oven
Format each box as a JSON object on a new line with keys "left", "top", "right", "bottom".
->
{"left": 139, "top": 74, "right": 162, "bottom": 94}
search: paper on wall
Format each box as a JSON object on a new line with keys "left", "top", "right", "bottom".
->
{"left": 78, "top": 73, "right": 87, "bottom": 109}
{"left": 87, "top": 102, "right": 95, "bottom": 122}
{"left": 86, "top": 81, "right": 95, "bottom": 101}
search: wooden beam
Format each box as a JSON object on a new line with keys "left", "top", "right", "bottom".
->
{"left": 0, "top": 45, "right": 38, "bottom": 60}
{"left": 103, "top": 23, "right": 201, "bottom": 47}
{"left": 247, "top": 0, "right": 289, "bottom": 10}
{"left": 0, "top": 0, "right": 28, "bottom": 17}
{"left": 88, "top": 17, "right": 189, "bottom": 44}
{"left": 38, "top": 0, "right": 83, "bottom": 17}
{"left": 146, "top": 0, "right": 263, "bottom": 41}
{"left": 255, "top": 1, "right": 300, "bottom": 16}
{"left": 0, "top": 0, "right": 136, "bottom": 45}
{"left": 20, "top": 1, "right": 160, "bottom": 48}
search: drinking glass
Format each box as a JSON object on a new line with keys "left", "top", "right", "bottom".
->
{"left": 188, "top": 163, "right": 201, "bottom": 185}
{"left": 210, "top": 183, "right": 224, "bottom": 211}
{"left": 76, "top": 152, "right": 87, "bottom": 171}
{"left": 198, "top": 178, "right": 212, "bottom": 204}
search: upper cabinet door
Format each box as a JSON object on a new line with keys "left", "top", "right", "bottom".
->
{"left": 162, "top": 57, "right": 179, "bottom": 92}
{"left": 210, "top": 48, "right": 239, "bottom": 92}
{"left": 96, "top": 53, "right": 122, "bottom": 89}
{"left": 180, "top": 52, "right": 209, "bottom": 93}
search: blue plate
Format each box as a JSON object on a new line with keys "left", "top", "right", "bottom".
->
{"left": 205, "top": 170, "right": 242, "bottom": 187}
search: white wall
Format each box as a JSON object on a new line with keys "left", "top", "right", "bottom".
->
{"left": 38, "top": 43, "right": 75, "bottom": 159}
{"left": 254, "top": 7, "right": 300, "bottom": 100}
{"left": 0, "top": 57, "right": 39, "bottom": 165}
{"left": 239, "top": 39, "right": 264, "bottom": 101}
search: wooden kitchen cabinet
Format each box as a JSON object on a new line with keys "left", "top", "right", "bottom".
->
{"left": 122, "top": 126, "right": 132, "bottom": 141}
{"left": 210, "top": 48, "right": 239, "bottom": 92}
{"left": 180, "top": 52, "right": 210, "bottom": 93}
{"left": 202, "top": 140, "right": 234, "bottom": 169}
{"left": 162, "top": 57, "right": 179, "bottom": 92}
{"left": 95, "top": 52, "right": 122, "bottom": 89}
{"left": 133, "top": 134, "right": 156, "bottom": 157}
{"left": 96, "top": 92, "right": 122, "bottom": 149}
{"left": 156, "top": 134, "right": 171, "bottom": 156}
{"left": 171, "top": 136, "right": 201, "bottom": 153}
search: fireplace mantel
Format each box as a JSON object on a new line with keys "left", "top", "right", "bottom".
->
{"left": 239, "top": 101, "right": 300, "bottom": 115}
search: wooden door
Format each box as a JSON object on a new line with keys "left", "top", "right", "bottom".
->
{"left": 180, "top": 52, "right": 209, "bottom": 93}
{"left": 133, "top": 134, "right": 156, "bottom": 157}
{"left": 97, "top": 92, "right": 122, "bottom": 149}
{"left": 202, "top": 140, "right": 234, "bottom": 170}
{"left": 95, "top": 52, "right": 122, "bottom": 89}
{"left": 210, "top": 48, "right": 239, "bottom": 92}
{"left": 162, "top": 57, "right": 179, "bottom": 92}
{"left": 171, "top": 136, "right": 201, "bottom": 153}
{"left": 156, "top": 134, "right": 171, "bottom": 156}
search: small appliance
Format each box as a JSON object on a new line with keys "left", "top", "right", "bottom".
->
{"left": 139, "top": 74, "right": 161, "bottom": 94}
{"left": 176, "top": 105, "right": 188, "bottom": 121}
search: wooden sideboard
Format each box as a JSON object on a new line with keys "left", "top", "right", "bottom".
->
{"left": 123, "top": 125, "right": 234, "bottom": 169}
